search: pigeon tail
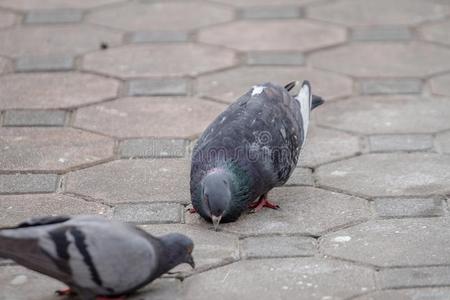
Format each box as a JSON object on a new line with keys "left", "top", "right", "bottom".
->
{"left": 311, "top": 95, "right": 324, "bottom": 110}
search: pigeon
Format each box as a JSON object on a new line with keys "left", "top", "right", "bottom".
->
{"left": 190, "top": 81, "right": 324, "bottom": 230}
{"left": 0, "top": 215, "right": 195, "bottom": 300}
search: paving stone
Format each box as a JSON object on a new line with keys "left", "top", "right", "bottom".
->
{"left": 246, "top": 52, "right": 305, "bottom": 65}
{"left": 321, "top": 218, "right": 450, "bottom": 267}
{"left": 198, "top": 20, "right": 346, "bottom": 52}
{"left": 0, "top": 72, "right": 119, "bottom": 109}
{"left": 0, "top": 174, "right": 58, "bottom": 194}
{"left": 127, "top": 79, "right": 188, "bottom": 96}
{"left": 83, "top": 44, "right": 236, "bottom": 78}
{"left": 0, "top": 25, "right": 123, "bottom": 58}
{"left": 307, "top": 0, "right": 449, "bottom": 26}
{"left": 239, "top": 6, "right": 301, "bottom": 19}
{"left": 87, "top": 1, "right": 234, "bottom": 31}
{"left": 0, "top": 0, "right": 124, "bottom": 10}
{"left": 360, "top": 79, "right": 422, "bottom": 95}
{"left": 128, "top": 278, "right": 182, "bottom": 300}
{"left": 0, "top": 265, "right": 65, "bottom": 300}
{"left": 0, "top": 193, "right": 111, "bottom": 227}
{"left": 16, "top": 55, "right": 74, "bottom": 72}
{"left": 316, "top": 153, "right": 450, "bottom": 197}
{"left": 435, "top": 131, "right": 450, "bottom": 154}
{"left": 0, "top": 56, "right": 13, "bottom": 75}
{"left": 374, "top": 197, "right": 444, "bottom": 218}
{"left": 0, "top": 128, "right": 114, "bottom": 172}
{"left": 298, "top": 127, "right": 361, "bottom": 168}
{"left": 74, "top": 97, "right": 226, "bottom": 138}
{"left": 378, "top": 266, "right": 450, "bottom": 289}
{"left": 351, "top": 26, "right": 412, "bottom": 41}
{"left": 182, "top": 258, "right": 375, "bottom": 300}
{"left": 317, "top": 96, "right": 450, "bottom": 134}
{"left": 3, "top": 110, "right": 66, "bottom": 127}
{"left": 0, "top": 10, "right": 16, "bottom": 28}
{"left": 119, "top": 138, "right": 186, "bottom": 158}
{"left": 25, "top": 9, "right": 83, "bottom": 24}
{"left": 213, "top": 0, "right": 318, "bottom": 7}
{"left": 141, "top": 224, "right": 239, "bottom": 272}
{"left": 430, "top": 73, "right": 450, "bottom": 97}
{"left": 113, "top": 203, "right": 181, "bottom": 224}
{"left": 369, "top": 134, "right": 433, "bottom": 152}
{"left": 66, "top": 159, "right": 190, "bottom": 204}
{"left": 285, "top": 168, "right": 313, "bottom": 186}
{"left": 186, "top": 186, "right": 370, "bottom": 236}
{"left": 354, "top": 288, "right": 450, "bottom": 300}
{"left": 129, "top": 31, "right": 189, "bottom": 43}
{"left": 197, "top": 66, "right": 353, "bottom": 103}
{"left": 420, "top": 19, "right": 450, "bottom": 47}
{"left": 309, "top": 42, "right": 450, "bottom": 77}
{"left": 240, "top": 236, "right": 317, "bottom": 258}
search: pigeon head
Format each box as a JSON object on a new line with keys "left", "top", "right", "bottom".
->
{"left": 201, "top": 168, "right": 232, "bottom": 230}
{"left": 160, "top": 233, "right": 195, "bottom": 270}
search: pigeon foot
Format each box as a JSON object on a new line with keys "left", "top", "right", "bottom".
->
{"left": 55, "top": 288, "right": 76, "bottom": 296}
{"left": 249, "top": 195, "right": 280, "bottom": 213}
{"left": 187, "top": 207, "right": 197, "bottom": 214}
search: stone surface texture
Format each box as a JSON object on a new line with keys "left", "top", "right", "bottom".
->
{"left": 2, "top": 0, "right": 450, "bottom": 299}
{"left": 0, "top": 72, "right": 119, "bottom": 109}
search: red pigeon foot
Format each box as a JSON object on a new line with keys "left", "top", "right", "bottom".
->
{"left": 187, "top": 207, "right": 198, "bottom": 214}
{"left": 55, "top": 288, "right": 76, "bottom": 296}
{"left": 249, "top": 195, "right": 280, "bottom": 213}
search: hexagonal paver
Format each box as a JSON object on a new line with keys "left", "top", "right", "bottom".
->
{"left": 0, "top": 128, "right": 114, "bottom": 172}
{"left": 197, "top": 66, "right": 353, "bottom": 103}
{"left": 307, "top": 0, "right": 449, "bottom": 26}
{"left": 0, "top": 194, "right": 111, "bottom": 227}
{"left": 430, "top": 73, "right": 450, "bottom": 97}
{"left": 321, "top": 218, "right": 450, "bottom": 267}
{"left": 65, "top": 159, "right": 190, "bottom": 204}
{"left": 0, "top": 0, "right": 124, "bottom": 10}
{"left": 141, "top": 224, "right": 238, "bottom": 272}
{"left": 0, "top": 25, "right": 123, "bottom": 58}
{"left": 316, "top": 153, "right": 450, "bottom": 197}
{"left": 436, "top": 131, "right": 450, "bottom": 154}
{"left": 421, "top": 19, "right": 450, "bottom": 46}
{"left": 354, "top": 288, "right": 450, "bottom": 300}
{"left": 299, "top": 127, "right": 361, "bottom": 168}
{"left": 0, "top": 56, "right": 12, "bottom": 75}
{"left": 309, "top": 42, "right": 450, "bottom": 77}
{"left": 317, "top": 96, "right": 450, "bottom": 134}
{"left": 0, "top": 265, "right": 65, "bottom": 300}
{"left": 74, "top": 97, "right": 226, "bottom": 138}
{"left": 213, "top": 0, "right": 317, "bottom": 6}
{"left": 0, "top": 72, "right": 119, "bottom": 109}
{"left": 198, "top": 20, "right": 346, "bottom": 52}
{"left": 182, "top": 258, "right": 375, "bottom": 300}
{"left": 185, "top": 187, "right": 370, "bottom": 236}
{"left": 0, "top": 10, "right": 16, "bottom": 28}
{"left": 87, "top": 1, "right": 234, "bottom": 31}
{"left": 83, "top": 44, "right": 236, "bottom": 78}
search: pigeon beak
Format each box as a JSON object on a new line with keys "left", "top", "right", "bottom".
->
{"left": 211, "top": 215, "right": 222, "bottom": 231}
{"left": 186, "top": 255, "right": 195, "bottom": 269}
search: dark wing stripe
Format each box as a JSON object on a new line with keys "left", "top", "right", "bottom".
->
{"left": 69, "top": 227, "right": 103, "bottom": 287}
{"left": 45, "top": 227, "right": 72, "bottom": 274}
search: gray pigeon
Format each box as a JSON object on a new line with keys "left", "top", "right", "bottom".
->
{"left": 0, "top": 215, "right": 195, "bottom": 300}
{"left": 190, "top": 81, "right": 324, "bottom": 230}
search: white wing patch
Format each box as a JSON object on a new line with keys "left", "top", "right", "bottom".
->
{"left": 296, "top": 83, "right": 312, "bottom": 146}
{"left": 251, "top": 85, "right": 265, "bottom": 96}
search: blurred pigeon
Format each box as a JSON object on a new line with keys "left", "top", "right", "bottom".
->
{"left": 0, "top": 215, "right": 195, "bottom": 300}
{"left": 190, "top": 81, "right": 324, "bottom": 230}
